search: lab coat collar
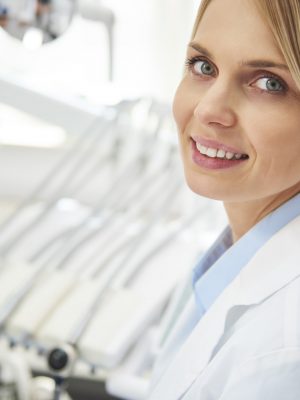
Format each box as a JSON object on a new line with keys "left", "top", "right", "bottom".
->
{"left": 149, "top": 215, "right": 300, "bottom": 400}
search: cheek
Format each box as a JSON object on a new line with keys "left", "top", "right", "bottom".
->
{"left": 250, "top": 113, "right": 300, "bottom": 155}
{"left": 248, "top": 113, "right": 300, "bottom": 180}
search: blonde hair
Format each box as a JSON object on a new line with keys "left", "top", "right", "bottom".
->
{"left": 191, "top": 0, "right": 300, "bottom": 89}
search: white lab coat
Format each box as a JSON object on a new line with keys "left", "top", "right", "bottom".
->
{"left": 147, "top": 214, "right": 300, "bottom": 400}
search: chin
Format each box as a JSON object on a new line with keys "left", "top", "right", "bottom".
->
{"left": 184, "top": 172, "right": 225, "bottom": 200}
{"left": 179, "top": 155, "right": 229, "bottom": 200}
{"left": 183, "top": 169, "right": 248, "bottom": 202}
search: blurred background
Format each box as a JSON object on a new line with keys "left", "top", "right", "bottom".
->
{"left": 0, "top": 1, "right": 226, "bottom": 399}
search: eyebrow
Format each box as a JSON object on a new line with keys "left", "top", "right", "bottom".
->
{"left": 188, "top": 41, "right": 289, "bottom": 71}
{"left": 240, "top": 60, "right": 289, "bottom": 71}
{"left": 188, "top": 42, "right": 213, "bottom": 59}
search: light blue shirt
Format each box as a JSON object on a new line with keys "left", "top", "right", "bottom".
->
{"left": 193, "top": 193, "right": 300, "bottom": 317}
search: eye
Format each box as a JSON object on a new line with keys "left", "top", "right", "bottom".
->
{"left": 253, "top": 76, "right": 286, "bottom": 93}
{"left": 185, "top": 57, "right": 216, "bottom": 77}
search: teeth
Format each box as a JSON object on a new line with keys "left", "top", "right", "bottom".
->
{"left": 196, "top": 143, "right": 204, "bottom": 153}
{"left": 217, "top": 149, "right": 226, "bottom": 158}
{"left": 206, "top": 148, "right": 217, "bottom": 158}
{"left": 199, "top": 145, "right": 207, "bottom": 155}
{"left": 225, "top": 152, "right": 234, "bottom": 160}
{"left": 196, "top": 143, "right": 246, "bottom": 160}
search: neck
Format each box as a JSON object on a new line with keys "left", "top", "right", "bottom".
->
{"left": 223, "top": 187, "right": 300, "bottom": 242}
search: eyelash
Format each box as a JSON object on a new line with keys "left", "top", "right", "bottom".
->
{"left": 185, "top": 56, "right": 288, "bottom": 95}
{"left": 185, "top": 56, "right": 216, "bottom": 76}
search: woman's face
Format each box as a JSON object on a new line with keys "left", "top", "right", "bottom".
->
{"left": 173, "top": 0, "right": 300, "bottom": 204}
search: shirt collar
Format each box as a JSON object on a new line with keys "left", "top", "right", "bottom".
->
{"left": 193, "top": 192, "right": 300, "bottom": 315}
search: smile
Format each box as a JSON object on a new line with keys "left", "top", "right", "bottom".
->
{"left": 190, "top": 139, "right": 249, "bottom": 170}
{"left": 195, "top": 143, "right": 248, "bottom": 160}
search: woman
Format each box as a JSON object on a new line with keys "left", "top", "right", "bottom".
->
{"left": 147, "top": 0, "right": 300, "bottom": 399}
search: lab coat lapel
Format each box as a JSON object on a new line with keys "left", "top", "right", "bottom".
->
{"left": 237, "top": 214, "right": 300, "bottom": 304}
{"left": 150, "top": 273, "right": 241, "bottom": 399}
{"left": 150, "top": 215, "right": 300, "bottom": 400}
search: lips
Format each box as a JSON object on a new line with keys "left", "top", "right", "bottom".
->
{"left": 190, "top": 138, "right": 249, "bottom": 170}
{"left": 191, "top": 135, "right": 249, "bottom": 158}
{"left": 195, "top": 142, "right": 248, "bottom": 160}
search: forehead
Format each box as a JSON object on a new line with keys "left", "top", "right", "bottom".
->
{"left": 194, "top": 0, "right": 284, "bottom": 62}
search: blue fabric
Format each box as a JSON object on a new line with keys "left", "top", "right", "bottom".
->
{"left": 193, "top": 193, "right": 300, "bottom": 316}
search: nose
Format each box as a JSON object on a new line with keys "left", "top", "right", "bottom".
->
{"left": 193, "top": 80, "right": 237, "bottom": 128}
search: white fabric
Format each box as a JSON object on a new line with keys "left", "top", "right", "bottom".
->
{"left": 147, "top": 215, "right": 300, "bottom": 399}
